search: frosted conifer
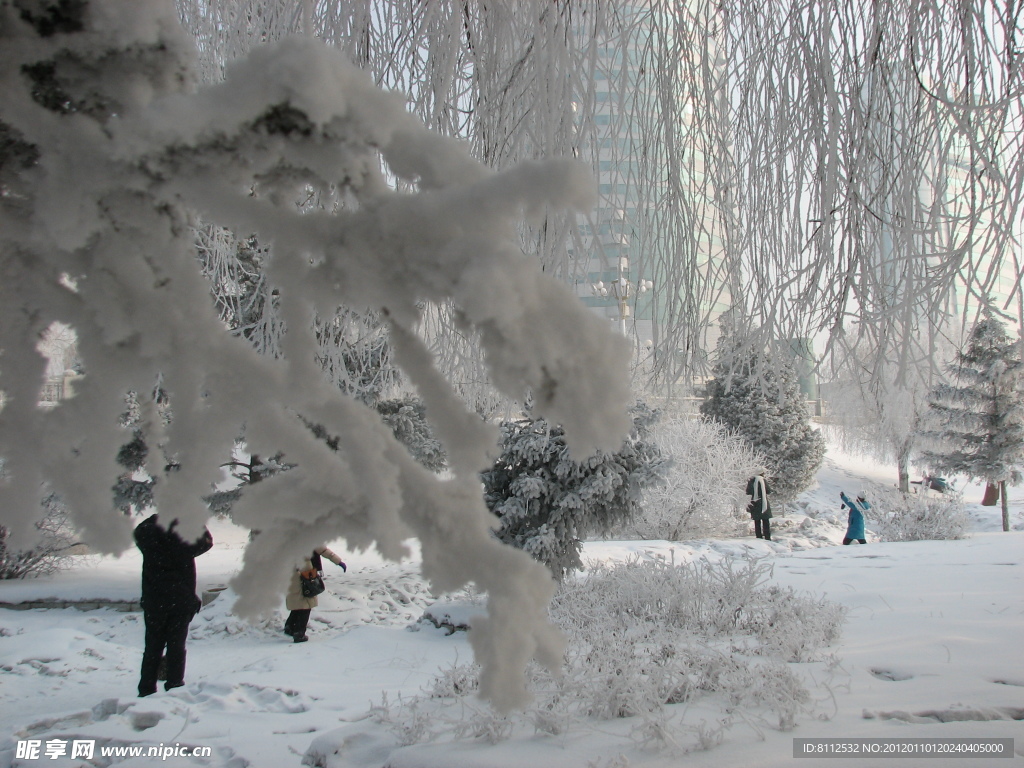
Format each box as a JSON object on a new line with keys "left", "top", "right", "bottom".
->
{"left": 701, "top": 334, "right": 825, "bottom": 504}
{"left": 918, "top": 311, "right": 1024, "bottom": 531}
{"left": 483, "top": 405, "right": 665, "bottom": 578}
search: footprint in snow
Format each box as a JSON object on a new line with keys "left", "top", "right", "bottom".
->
{"left": 869, "top": 668, "right": 914, "bottom": 682}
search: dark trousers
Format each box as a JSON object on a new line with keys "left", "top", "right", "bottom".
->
{"left": 139, "top": 609, "right": 193, "bottom": 696}
{"left": 284, "top": 609, "right": 311, "bottom": 638}
{"left": 754, "top": 518, "right": 771, "bottom": 540}
{"left": 842, "top": 538, "right": 867, "bottom": 545}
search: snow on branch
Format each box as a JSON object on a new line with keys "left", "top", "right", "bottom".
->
{"left": 0, "top": 0, "right": 631, "bottom": 711}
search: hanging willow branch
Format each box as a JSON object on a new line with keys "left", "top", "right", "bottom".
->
{"left": 176, "top": 0, "right": 1024, "bottom": 397}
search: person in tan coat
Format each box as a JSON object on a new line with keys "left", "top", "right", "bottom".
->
{"left": 284, "top": 545, "right": 346, "bottom": 643}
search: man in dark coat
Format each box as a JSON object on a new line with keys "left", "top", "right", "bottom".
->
{"left": 134, "top": 513, "right": 213, "bottom": 697}
{"left": 745, "top": 473, "right": 773, "bottom": 541}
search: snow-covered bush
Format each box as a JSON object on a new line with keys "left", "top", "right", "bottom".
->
{"left": 0, "top": 0, "right": 632, "bottom": 710}
{"left": 0, "top": 492, "right": 82, "bottom": 579}
{"left": 870, "top": 489, "right": 969, "bottom": 542}
{"left": 620, "top": 418, "right": 762, "bottom": 541}
{"left": 483, "top": 404, "right": 665, "bottom": 577}
{"left": 376, "top": 555, "right": 845, "bottom": 751}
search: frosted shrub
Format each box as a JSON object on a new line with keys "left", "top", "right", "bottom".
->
{"left": 380, "top": 556, "right": 845, "bottom": 752}
{"left": 871, "top": 489, "right": 969, "bottom": 542}
{"left": 0, "top": 493, "right": 82, "bottom": 579}
{"left": 552, "top": 556, "right": 844, "bottom": 664}
{"left": 621, "top": 418, "right": 762, "bottom": 541}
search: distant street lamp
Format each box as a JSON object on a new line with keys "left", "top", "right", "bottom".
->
{"left": 591, "top": 271, "right": 654, "bottom": 336}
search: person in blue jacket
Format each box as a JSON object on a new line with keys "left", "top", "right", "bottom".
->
{"left": 840, "top": 491, "right": 870, "bottom": 545}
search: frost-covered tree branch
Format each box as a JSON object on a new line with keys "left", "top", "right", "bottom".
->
{"left": 0, "top": 0, "right": 632, "bottom": 710}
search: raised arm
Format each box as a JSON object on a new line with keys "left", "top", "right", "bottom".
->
{"left": 315, "top": 545, "right": 347, "bottom": 570}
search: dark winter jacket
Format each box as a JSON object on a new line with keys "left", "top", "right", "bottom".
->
{"left": 745, "top": 475, "right": 772, "bottom": 520}
{"left": 840, "top": 492, "right": 869, "bottom": 541}
{"left": 134, "top": 514, "right": 213, "bottom": 615}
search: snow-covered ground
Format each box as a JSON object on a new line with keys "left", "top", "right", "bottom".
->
{"left": 1, "top": 448, "right": 1021, "bottom": 767}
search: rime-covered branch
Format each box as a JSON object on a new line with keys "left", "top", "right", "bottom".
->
{"left": 0, "top": 0, "right": 632, "bottom": 710}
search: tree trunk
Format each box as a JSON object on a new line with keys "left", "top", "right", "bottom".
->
{"left": 1000, "top": 481, "right": 1010, "bottom": 532}
{"left": 896, "top": 449, "right": 910, "bottom": 493}
{"left": 981, "top": 482, "right": 1000, "bottom": 506}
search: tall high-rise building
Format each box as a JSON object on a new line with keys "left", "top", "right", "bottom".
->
{"left": 570, "top": 4, "right": 733, "bottom": 389}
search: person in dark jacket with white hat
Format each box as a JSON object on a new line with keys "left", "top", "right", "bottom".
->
{"left": 134, "top": 513, "right": 213, "bottom": 696}
{"left": 746, "top": 473, "right": 773, "bottom": 541}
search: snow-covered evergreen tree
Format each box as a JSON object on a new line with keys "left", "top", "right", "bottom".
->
{"left": 203, "top": 448, "right": 293, "bottom": 519}
{"left": 483, "top": 404, "right": 665, "bottom": 578}
{"left": 701, "top": 331, "right": 825, "bottom": 504}
{"left": 112, "top": 430, "right": 156, "bottom": 515}
{"left": 112, "top": 387, "right": 174, "bottom": 515}
{"left": 375, "top": 397, "right": 445, "bottom": 473}
{"left": 917, "top": 311, "right": 1024, "bottom": 532}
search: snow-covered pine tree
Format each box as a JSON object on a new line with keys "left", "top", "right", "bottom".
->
{"left": 112, "top": 430, "right": 156, "bottom": 515}
{"left": 482, "top": 404, "right": 665, "bottom": 578}
{"left": 376, "top": 398, "right": 445, "bottom": 473}
{"left": 112, "top": 388, "right": 174, "bottom": 516}
{"left": 917, "top": 310, "right": 1024, "bottom": 532}
{"left": 203, "top": 448, "right": 293, "bottom": 519}
{"left": 701, "top": 332, "right": 825, "bottom": 504}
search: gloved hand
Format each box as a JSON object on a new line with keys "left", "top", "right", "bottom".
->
{"left": 338, "top": 561, "right": 347, "bottom": 572}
